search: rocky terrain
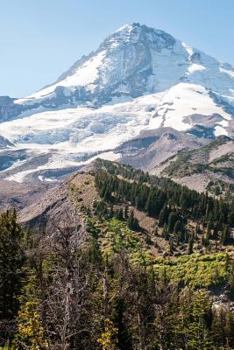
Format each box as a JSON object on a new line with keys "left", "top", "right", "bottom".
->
{"left": 119, "top": 127, "right": 209, "bottom": 170}
{"left": 0, "top": 23, "right": 233, "bottom": 184}
{"left": 1, "top": 20, "right": 234, "bottom": 350}
{"left": 154, "top": 135, "right": 234, "bottom": 194}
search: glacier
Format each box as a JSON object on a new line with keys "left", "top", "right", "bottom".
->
{"left": 0, "top": 23, "right": 233, "bottom": 182}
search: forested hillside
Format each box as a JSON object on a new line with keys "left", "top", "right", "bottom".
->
{"left": 1, "top": 159, "right": 234, "bottom": 349}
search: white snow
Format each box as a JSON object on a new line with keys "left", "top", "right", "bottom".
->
{"left": 115, "top": 24, "right": 133, "bottom": 34}
{"left": 15, "top": 24, "right": 234, "bottom": 109}
{"left": 1, "top": 24, "right": 234, "bottom": 183}
{"left": 7, "top": 150, "right": 121, "bottom": 183}
{"left": 214, "top": 125, "right": 228, "bottom": 137}
{"left": 187, "top": 64, "right": 206, "bottom": 74}
{"left": 182, "top": 42, "right": 193, "bottom": 57}
{"left": 7, "top": 157, "right": 81, "bottom": 183}
{"left": 1, "top": 82, "right": 232, "bottom": 182}
{"left": 17, "top": 50, "right": 106, "bottom": 103}
{"left": 38, "top": 175, "right": 57, "bottom": 183}
{"left": 147, "top": 42, "right": 189, "bottom": 92}
{"left": 220, "top": 67, "right": 234, "bottom": 78}
{"left": 154, "top": 83, "right": 231, "bottom": 131}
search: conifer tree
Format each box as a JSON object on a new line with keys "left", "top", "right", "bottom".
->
{"left": 0, "top": 210, "right": 25, "bottom": 341}
{"left": 221, "top": 225, "right": 230, "bottom": 245}
{"left": 127, "top": 211, "right": 139, "bottom": 231}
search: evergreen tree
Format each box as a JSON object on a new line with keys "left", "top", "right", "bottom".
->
{"left": 188, "top": 237, "right": 194, "bottom": 255}
{"left": 127, "top": 211, "right": 139, "bottom": 231}
{"left": 115, "top": 208, "right": 124, "bottom": 221}
{"left": 158, "top": 205, "right": 169, "bottom": 227}
{"left": 167, "top": 212, "right": 178, "bottom": 233}
{"left": 174, "top": 220, "right": 181, "bottom": 234}
{"left": 221, "top": 225, "right": 230, "bottom": 245}
{"left": 0, "top": 210, "right": 25, "bottom": 342}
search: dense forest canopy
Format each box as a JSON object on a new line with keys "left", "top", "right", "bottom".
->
{"left": 0, "top": 159, "right": 234, "bottom": 350}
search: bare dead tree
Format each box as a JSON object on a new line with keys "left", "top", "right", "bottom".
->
{"left": 41, "top": 212, "right": 92, "bottom": 350}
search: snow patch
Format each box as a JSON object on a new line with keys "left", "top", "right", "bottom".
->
{"left": 214, "top": 125, "right": 228, "bottom": 137}
{"left": 187, "top": 64, "right": 206, "bottom": 74}
{"left": 182, "top": 42, "right": 193, "bottom": 57}
{"left": 19, "top": 50, "right": 106, "bottom": 102}
{"left": 220, "top": 67, "right": 234, "bottom": 78}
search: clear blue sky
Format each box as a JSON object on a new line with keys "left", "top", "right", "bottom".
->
{"left": 0, "top": 0, "right": 233, "bottom": 97}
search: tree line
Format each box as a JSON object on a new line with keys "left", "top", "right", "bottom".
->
{"left": 95, "top": 161, "right": 234, "bottom": 249}
{"left": 0, "top": 210, "right": 234, "bottom": 349}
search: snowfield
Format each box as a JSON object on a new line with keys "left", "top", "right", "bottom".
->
{"left": 1, "top": 83, "right": 231, "bottom": 149}
{"left": 0, "top": 23, "right": 233, "bottom": 182}
{"left": 0, "top": 83, "right": 232, "bottom": 182}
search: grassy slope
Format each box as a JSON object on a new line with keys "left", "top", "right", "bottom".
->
{"left": 67, "top": 165, "right": 234, "bottom": 292}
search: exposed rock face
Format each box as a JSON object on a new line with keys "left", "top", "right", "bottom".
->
{"left": 1, "top": 23, "right": 234, "bottom": 119}
{"left": 0, "top": 23, "right": 233, "bottom": 183}
{"left": 0, "top": 96, "right": 23, "bottom": 122}
{"left": 119, "top": 127, "right": 208, "bottom": 171}
{"left": 0, "top": 135, "right": 14, "bottom": 149}
{"left": 155, "top": 135, "right": 234, "bottom": 194}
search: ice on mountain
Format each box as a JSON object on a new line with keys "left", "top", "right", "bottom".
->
{"left": 0, "top": 23, "right": 233, "bottom": 182}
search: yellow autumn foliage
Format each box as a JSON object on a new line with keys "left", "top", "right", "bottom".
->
{"left": 16, "top": 300, "right": 48, "bottom": 350}
{"left": 97, "top": 318, "right": 118, "bottom": 350}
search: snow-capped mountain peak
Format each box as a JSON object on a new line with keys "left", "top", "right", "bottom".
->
{"left": 14, "top": 23, "right": 233, "bottom": 110}
{"left": 0, "top": 23, "right": 233, "bottom": 183}
{"left": 17, "top": 23, "right": 182, "bottom": 105}
{"left": 13, "top": 23, "right": 233, "bottom": 109}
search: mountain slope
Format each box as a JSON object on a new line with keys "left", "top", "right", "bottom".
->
{"left": 6, "top": 159, "right": 234, "bottom": 350}
{"left": 14, "top": 23, "right": 234, "bottom": 109}
{"left": 156, "top": 135, "right": 234, "bottom": 194}
{"left": 17, "top": 159, "right": 234, "bottom": 255}
{"left": 119, "top": 127, "right": 209, "bottom": 170}
{"left": 0, "top": 23, "right": 233, "bottom": 183}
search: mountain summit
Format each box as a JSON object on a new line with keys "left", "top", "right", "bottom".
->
{"left": 14, "top": 22, "right": 234, "bottom": 108}
{"left": 0, "top": 23, "right": 233, "bottom": 183}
